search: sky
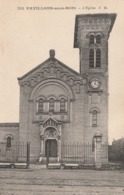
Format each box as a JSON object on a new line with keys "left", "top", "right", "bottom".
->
{"left": 0, "top": 0, "right": 124, "bottom": 144}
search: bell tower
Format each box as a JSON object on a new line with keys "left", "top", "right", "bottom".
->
{"left": 74, "top": 14, "right": 116, "bottom": 143}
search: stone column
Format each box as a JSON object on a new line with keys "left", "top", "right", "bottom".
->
{"left": 57, "top": 137, "right": 61, "bottom": 162}
{"left": 39, "top": 137, "right": 44, "bottom": 162}
{"left": 94, "top": 130, "right": 103, "bottom": 169}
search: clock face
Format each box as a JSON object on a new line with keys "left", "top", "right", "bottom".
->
{"left": 90, "top": 79, "right": 100, "bottom": 89}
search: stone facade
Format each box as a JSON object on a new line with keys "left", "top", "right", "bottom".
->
{"left": 0, "top": 123, "right": 19, "bottom": 144}
{"left": 0, "top": 14, "right": 116, "bottom": 163}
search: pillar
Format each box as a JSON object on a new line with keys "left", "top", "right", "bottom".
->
{"left": 39, "top": 137, "right": 44, "bottom": 162}
{"left": 94, "top": 130, "right": 103, "bottom": 169}
{"left": 58, "top": 138, "right": 61, "bottom": 162}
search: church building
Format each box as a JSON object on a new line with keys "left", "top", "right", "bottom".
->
{"left": 0, "top": 14, "right": 116, "bottom": 163}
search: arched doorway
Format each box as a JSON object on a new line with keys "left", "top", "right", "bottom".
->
{"left": 40, "top": 122, "right": 61, "bottom": 163}
{"left": 45, "top": 139, "right": 57, "bottom": 157}
{"left": 44, "top": 127, "right": 58, "bottom": 159}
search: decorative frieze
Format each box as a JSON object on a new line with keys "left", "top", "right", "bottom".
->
{"left": 69, "top": 77, "right": 74, "bottom": 86}
{"left": 56, "top": 69, "right": 61, "bottom": 78}
{"left": 36, "top": 73, "right": 42, "bottom": 82}
{"left": 43, "top": 69, "right": 48, "bottom": 78}
{"left": 30, "top": 78, "right": 36, "bottom": 87}
{"left": 40, "top": 117, "right": 61, "bottom": 139}
{"left": 62, "top": 73, "right": 68, "bottom": 81}
{"left": 78, "top": 18, "right": 112, "bottom": 31}
{"left": 74, "top": 14, "right": 116, "bottom": 48}
{"left": 50, "top": 66, "right": 55, "bottom": 77}
{"left": 76, "top": 82, "right": 80, "bottom": 93}
{"left": 21, "top": 70, "right": 83, "bottom": 94}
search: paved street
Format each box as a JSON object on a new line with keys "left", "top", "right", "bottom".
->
{"left": 0, "top": 165, "right": 124, "bottom": 194}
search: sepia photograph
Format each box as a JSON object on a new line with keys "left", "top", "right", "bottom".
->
{"left": 0, "top": 0, "right": 124, "bottom": 194}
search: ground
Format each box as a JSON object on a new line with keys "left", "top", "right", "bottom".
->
{"left": 0, "top": 165, "right": 124, "bottom": 195}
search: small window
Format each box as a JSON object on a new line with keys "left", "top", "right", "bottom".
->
{"left": 96, "top": 35, "right": 101, "bottom": 44}
{"left": 60, "top": 98, "right": 66, "bottom": 112}
{"left": 7, "top": 137, "right": 12, "bottom": 148}
{"left": 92, "top": 110, "right": 97, "bottom": 126}
{"left": 89, "top": 35, "right": 94, "bottom": 44}
{"left": 89, "top": 49, "right": 94, "bottom": 68}
{"left": 96, "top": 49, "right": 101, "bottom": 67}
{"left": 38, "top": 98, "right": 44, "bottom": 112}
{"left": 49, "top": 98, "right": 54, "bottom": 112}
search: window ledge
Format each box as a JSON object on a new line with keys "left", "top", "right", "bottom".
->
{"left": 89, "top": 43, "right": 101, "bottom": 46}
{"left": 36, "top": 112, "right": 67, "bottom": 115}
{"left": 89, "top": 67, "right": 101, "bottom": 69}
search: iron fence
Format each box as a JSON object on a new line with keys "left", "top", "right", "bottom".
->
{"left": 61, "top": 143, "right": 94, "bottom": 164}
{"left": 60, "top": 143, "right": 108, "bottom": 164}
{"left": 0, "top": 142, "right": 30, "bottom": 166}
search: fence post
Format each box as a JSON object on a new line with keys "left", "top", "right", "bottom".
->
{"left": 94, "top": 131, "right": 103, "bottom": 169}
{"left": 27, "top": 142, "right": 30, "bottom": 168}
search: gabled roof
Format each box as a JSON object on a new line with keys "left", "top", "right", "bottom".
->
{"left": 43, "top": 116, "right": 61, "bottom": 126}
{"left": 18, "top": 51, "right": 81, "bottom": 81}
{"left": 18, "top": 58, "right": 50, "bottom": 80}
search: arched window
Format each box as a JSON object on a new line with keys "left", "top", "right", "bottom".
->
{"left": 60, "top": 98, "right": 66, "bottom": 112}
{"left": 89, "top": 35, "right": 94, "bottom": 44}
{"left": 89, "top": 49, "right": 94, "bottom": 67}
{"left": 96, "top": 49, "right": 101, "bottom": 67}
{"left": 92, "top": 110, "right": 97, "bottom": 126}
{"left": 96, "top": 35, "right": 101, "bottom": 44}
{"left": 49, "top": 98, "right": 54, "bottom": 112}
{"left": 7, "top": 136, "right": 12, "bottom": 148}
{"left": 38, "top": 98, "right": 43, "bottom": 112}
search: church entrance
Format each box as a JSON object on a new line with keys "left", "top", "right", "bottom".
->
{"left": 45, "top": 139, "right": 57, "bottom": 157}
{"left": 39, "top": 117, "right": 61, "bottom": 163}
